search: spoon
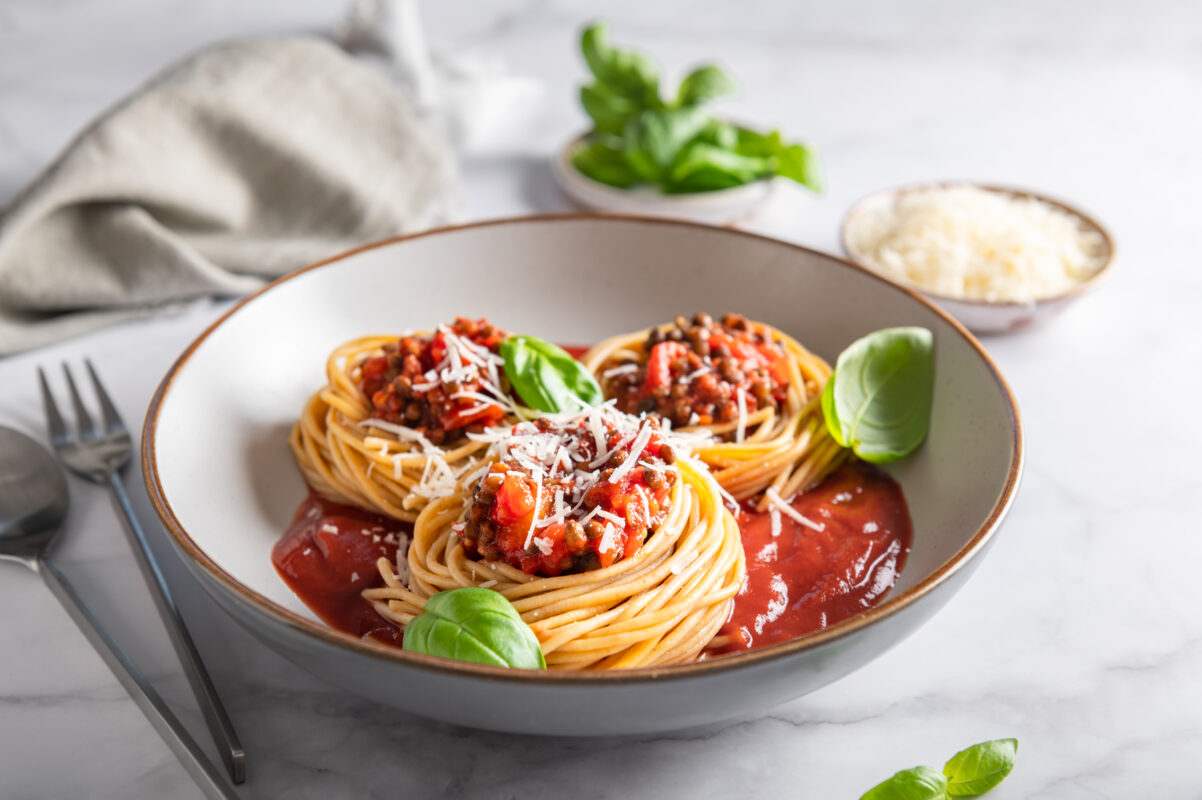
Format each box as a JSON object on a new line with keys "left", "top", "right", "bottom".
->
{"left": 0, "top": 426, "right": 238, "bottom": 799}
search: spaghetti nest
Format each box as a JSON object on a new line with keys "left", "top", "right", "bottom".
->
{"left": 365, "top": 458, "right": 745, "bottom": 670}
{"left": 290, "top": 335, "right": 516, "bottom": 523}
{"left": 582, "top": 318, "right": 846, "bottom": 508}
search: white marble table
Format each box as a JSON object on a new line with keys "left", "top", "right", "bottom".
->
{"left": 1, "top": 1, "right": 1200, "bottom": 797}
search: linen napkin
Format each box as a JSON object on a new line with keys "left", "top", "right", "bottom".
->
{"left": 0, "top": 36, "right": 457, "bottom": 356}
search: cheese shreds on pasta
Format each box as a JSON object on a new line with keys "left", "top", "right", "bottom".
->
{"left": 847, "top": 185, "right": 1108, "bottom": 304}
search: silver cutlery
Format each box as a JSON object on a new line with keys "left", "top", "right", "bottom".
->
{"left": 38, "top": 361, "right": 245, "bottom": 784}
{"left": 0, "top": 425, "right": 238, "bottom": 799}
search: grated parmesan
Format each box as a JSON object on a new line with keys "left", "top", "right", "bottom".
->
{"left": 765, "top": 487, "right": 824, "bottom": 532}
{"left": 608, "top": 422, "right": 654, "bottom": 484}
{"left": 523, "top": 468, "right": 544, "bottom": 549}
{"left": 602, "top": 363, "right": 639, "bottom": 378}
{"left": 847, "top": 184, "right": 1108, "bottom": 304}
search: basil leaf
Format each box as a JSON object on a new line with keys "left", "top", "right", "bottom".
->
{"left": 734, "top": 127, "right": 784, "bottom": 157}
{"left": 669, "top": 142, "right": 772, "bottom": 191}
{"left": 943, "top": 739, "right": 1018, "bottom": 797}
{"left": 572, "top": 138, "right": 640, "bottom": 188}
{"left": 580, "top": 82, "right": 639, "bottom": 137}
{"left": 623, "top": 107, "right": 711, "bottom": 183}
{"left": 860, "top": 765, "right": 949, "bottom": 800}
{"left": 403, "top": 587, "right": 545, "bottom": 669}
{"left": 821, "top": 373, "right": 846, "bottom": 447}
{"left": 501, "top": 335, "right": 604, "bottom": 413}
{"left": 822, "top": 327, "right": 935, "bottom": 464}
{"left": 664, "top": 168, "right": 746, "bottom": 194}
{"left": 774, "top": 142, "right": 822, "bottom": 191}
{"left": 580, "top": 22, "right": 661, "bottom": 109}
{"left": 575, "top": 22, "right": 822, "bottom": 196}
{"left": 696, "top": 118, "right": 739, "bottom": 150}
{"left": 676, "top": 64, "right": 737, "bottom": 107}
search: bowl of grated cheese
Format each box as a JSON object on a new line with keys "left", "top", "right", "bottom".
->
{"left": 841, "top": 183, "right": 1114, "bottom": 333}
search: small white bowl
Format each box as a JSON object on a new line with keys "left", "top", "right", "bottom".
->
{"left": 552, "top": 135, "right": 776, "bottom": 225}
{"left": 841, "top": 183, "right": 1116, "bottom": 334}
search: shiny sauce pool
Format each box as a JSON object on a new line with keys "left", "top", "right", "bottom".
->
{"left": 271, "top": 491, "right": 408, "bottom": 646}
{"left": 714, "top": 460, "right": 912, "bottom": 653}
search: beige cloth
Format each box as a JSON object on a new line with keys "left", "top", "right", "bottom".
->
{"left": 0, "top": 36, "right": 457, "bottom": 355}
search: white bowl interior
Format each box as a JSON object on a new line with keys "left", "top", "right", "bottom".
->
{"left": 153, "top": 216, "right": 1017, "bottom": 659}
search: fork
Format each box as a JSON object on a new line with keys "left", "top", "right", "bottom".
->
{"left": 38, "top": 360, "right": 246, "bottom": 785}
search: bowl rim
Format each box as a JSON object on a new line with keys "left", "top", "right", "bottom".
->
{"left": 840, "top": 181, "right": 1116, "bottom": 308}
{"left": 555, "top": 133, "right": 775, "bottom": 208}
{"left": 142, "top": 212, "right": 1024, "bottom": 686}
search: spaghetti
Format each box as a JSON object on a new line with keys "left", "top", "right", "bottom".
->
{"left": 582, "top": 313, "right": 846, "bottom": 507}
{"left": 289, "top": 319, "right": 521, "bottom": 522}
{"left": 363, "top": 406, "right": 746, "bottom": 670}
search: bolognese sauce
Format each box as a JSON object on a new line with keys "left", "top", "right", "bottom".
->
{"left": 358, "top": 317, "right": 510, "bottom": 444}
{"left": 607, "top": 313, "right": 791, "bottom": 432}
{"left": 460, "top": 413, "right": 678, "bottom": 577}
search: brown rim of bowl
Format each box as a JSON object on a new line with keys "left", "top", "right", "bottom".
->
{"left": 142, "top": 212, "right": 1023, "bottom": 686}
{"left": 840, "top": 182, "right": 1116, "bottom": 308}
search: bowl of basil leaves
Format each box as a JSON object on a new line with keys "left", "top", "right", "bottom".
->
{"left": 554, "top": 22, "right": 822, "bottom": 224}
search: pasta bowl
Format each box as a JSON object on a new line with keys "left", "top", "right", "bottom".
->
{"left": 143, "top": 214, "right": 1022, "bottom": 736}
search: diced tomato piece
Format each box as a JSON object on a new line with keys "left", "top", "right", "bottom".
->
{"left": 439, "top": 402, "right": 506, "bottom": 432}
{"left": 493, "top": 473, "right": 535, "bottom": 526}
{"left": 428, "top": 332, "right": 447, "bottom": 367}
{"left": 361, "top": 356, "right": 388, "bottom": 382}
{"left": 757, "top": 342, "right": 791, "bottom": 387}
{"left": 642, "top": 341, "right": 690, "bottom": 394}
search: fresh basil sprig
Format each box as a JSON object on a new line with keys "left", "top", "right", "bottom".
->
{"left": 860, "top": 766, "right": 949, "bottom": 800}
{"left": 943, "top": 738, "right": 1019, "bottom": 796}
{"left": 500, "top": 335, "right": 603, "bottom": 413}
{"left": 860, "top": 739, "right": 1018, "bottom": 799}
{"left": 572, "top": 21, "right": 821, "bottom": 195}
{"left": 402, "top": 587, "right": 546, "bottom": 669}
{"left": 821, "top": 327, "right": 935, "bottom": 464}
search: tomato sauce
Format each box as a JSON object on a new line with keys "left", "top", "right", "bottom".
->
{"left": 271, "top": 491, "right": 408, "bottom": 646}
{"left": 713, "top": 460, "right": 912, "bottom": 653}
{"left": 559, "top": 344, "right": 591, "bottom": 360}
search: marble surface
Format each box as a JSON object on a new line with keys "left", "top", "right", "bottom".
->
{"left": 1, "top": 0, "right": 1200, "bottom": 797}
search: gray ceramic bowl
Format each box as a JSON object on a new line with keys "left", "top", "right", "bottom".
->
{"left": 144, "top": 214, "right": 1022, "bottom": 736}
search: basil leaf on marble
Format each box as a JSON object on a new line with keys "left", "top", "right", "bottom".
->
{"left": 402, "top": 587, "right": 545, "bottom": 669}
{"left": 822, "top": 327, "right": 934, "bottom": 464}
{"left": 860, "top": 739, "right": 1019, "bottom": 799}
{"left": 501, "top": 335, "right": 604, "bottom": 413}
{"left": 943, "top": 739, "right": 1018, "bottom": 797}
{"left": 859, "top": 765, "right": 949, "bottom": 800}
